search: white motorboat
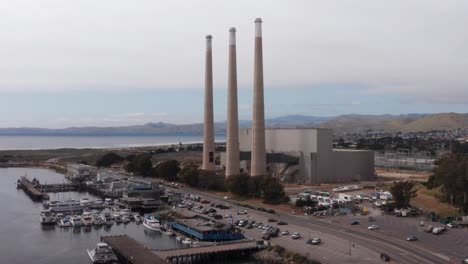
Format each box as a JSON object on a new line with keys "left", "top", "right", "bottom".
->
{"left": 80, "top": 198, "right": 92, "bottom": 206}
{"left": 182, "top": 238, "right": 192, "bottom": 245}
{"left": 58, "top": 217, "right": 71, "bottom": 227}
{"left": 142, "top": 215, "right": 161, "bottom": 231}
{"left": 40, "top": 209, "right": 56, "bottom": 225}
{"left": 87, "top": 242, "right": 118, "bottom": 264}
{"left": 164, "top": 229, "right": 174, "bottom": 236}
{"left": 70, "top": 215, "right": 82, "bottom": 227}
{"left": 92, "top": 214, "right": 104, "bottom": 226}
{"left": 102, "top": 212, "right": 114, "bottom": 226}
{"left": 122, "top": 215, "right": 130, "bottom": 224}
{"left": 134, "top": 214, "right": 143, "bottom": 224}
{"left": 175, "top": 235, "right": 183, "bottom": 241}
{"left": 120, "top": 208, "right": 131, "bottom": 216}
{"left": 81, "top": 211, "right": 93, "bottom": 227}
{"left": 104, "top": 198, "right": 113, "bottom": 206}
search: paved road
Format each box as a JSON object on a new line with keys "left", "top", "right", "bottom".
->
{"left": 159, "top": 183, "right": 453, "bottom": 264}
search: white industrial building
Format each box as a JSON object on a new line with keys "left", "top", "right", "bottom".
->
{"left": 221, "top": 128, "right": 375, "bottom": 184}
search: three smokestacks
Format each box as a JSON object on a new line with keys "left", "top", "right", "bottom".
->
{"left": 202, "top": 18, "right": 266, "bottom": 178}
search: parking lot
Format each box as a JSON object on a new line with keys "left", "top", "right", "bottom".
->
{"left": 327, "top": 211, "right": 468, "bottom": 261}
{"left": 175, "top": 194, "right": 381, "bottom": 264}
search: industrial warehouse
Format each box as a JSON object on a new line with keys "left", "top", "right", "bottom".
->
{"left": 220, "top": 128, "right": 375, "bottom": 184}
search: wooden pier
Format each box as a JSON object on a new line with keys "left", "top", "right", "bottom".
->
{"left": 101, "top": 235, "right": 166, "bottom": 264}
{"left": 17, "top": 176, "right": 49, "bottom": 201}
{"left": 38, "top": 183, "right": 82, "bottom": 192}
{"left": 154, "top": 240, "right": 264, "bottom": 264}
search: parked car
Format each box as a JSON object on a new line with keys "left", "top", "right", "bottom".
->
{"left": 307, "top": 238, "right": 321, "bottom": 245}
{"left": 291, "top": 232, "right": 301, "bottom": 239}
{"left": 213, "top": 214, "right": 222, "bottom": 220}
{"left": 200, "top": 199, "right": 210, "bottom": 204}
{"left": 281, "top": 230, "right": 289, "bottom": 236}
{"left": 267, "top": 218, "right": 277, "bottom": 222}
{"left": 380, "top": 253, "right": 391, "bottom": 262}
{"left": 277, "top": 221, "right": 288, "bottom": 225}
{"left": 424, "top": 225, "right": 434, "bottom": 233}
{"left": 261, "top": 234, "right": 270, "bottom": 240}
{"left": 447, "top": 222, "right": 458, "bottom": 228}
{"left": 368, "top": 225, "right": 378, "bottom": 230}
{"left": 237, "top": 210, "right": 248, "bottom": 215}
{"left": 462, "top": 257, "right": 468, "bottom": 264}
{"left": 406, "top": 236, "right": 418, "bottom": 241}
{"left": 350, "top": 220, "right": 359, "bottom": 225}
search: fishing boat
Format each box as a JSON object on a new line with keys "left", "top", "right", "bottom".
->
{"left": 87, "top": 242, "right": 118, "bottom": 264}
{"left": 142, "top": 215, "right": 161, "bottom": 231}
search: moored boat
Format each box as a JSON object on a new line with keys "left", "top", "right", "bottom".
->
{"left": 40, "top": 209, "right": 56, "bottom": 225}
{"left": 142, "top": 215, "right": 161, "bottom": 231}
{"left": 58, "top": 216, "right": 71, "bottom": 227}
{"left": 87, "top": 242, "right": 118, "bottom": 264}
{"left": 70, "top": 215, "right": 82, "bottom": 227}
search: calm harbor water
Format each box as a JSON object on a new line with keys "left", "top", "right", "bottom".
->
{"left": 0, "top": 167, "right": 181, "bottom": 264}
{"left": 0, "top": 135, "right": 226, "bottom": 150}
{"left": 0, "top": 167, "right": 257, "bottom": 264}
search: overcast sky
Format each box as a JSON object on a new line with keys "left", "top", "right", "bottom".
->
{"left": 1, "top": 0, "right": 467, "bottom": 128}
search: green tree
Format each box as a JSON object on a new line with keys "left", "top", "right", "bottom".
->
{"left": 225, "top": 174, "right": 250, "bottom": 196}
{"left": 125, "top": 154, "right": 153, "bottom": 177}
{"left": 261, "top": 176, "right": 288, "bottom": 204}
{"left": 179, "top": 163, "right": 199, "bottom": 187}
{"left": 428, "top": 154, "right": 468, "bottom": 213}
{"left": 96, "top": 152, "right": 124, "bottom": 167}
{"left": 390, "top": 181, "right": 418, "bottom": 208}
{"left": 156, "top": 160, "right": 181, "bottom": 181}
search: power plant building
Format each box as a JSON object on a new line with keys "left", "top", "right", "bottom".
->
{"left": 221, "top": 128, "right": 375, "bottom": 184}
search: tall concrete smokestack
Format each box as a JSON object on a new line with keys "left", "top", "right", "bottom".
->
{"left": 226, "top": 27, "right": 240, "bottom": 177}
{"left": 202, "top": 35, "right": 215, "bottom": 171}
{"left": 251, "top": 18, "right": 266, "bottom": 176}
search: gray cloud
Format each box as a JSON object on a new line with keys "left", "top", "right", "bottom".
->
{"left": 0, "top": 0, "right": 467, "bottom": 104}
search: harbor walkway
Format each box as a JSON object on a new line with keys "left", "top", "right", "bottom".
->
{"left": 154, "top": 240, "right": 263, "bottom": 263}
{"left": 101, "top": 235, "right": 166, "bottom": 264}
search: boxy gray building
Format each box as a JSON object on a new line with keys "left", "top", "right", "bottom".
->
{"left": 221, "top": 128, "right": 375, "bottom": 184}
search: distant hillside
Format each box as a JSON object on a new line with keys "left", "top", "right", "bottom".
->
{"left": 319, "top": 114, "right": 420, "bottom": 132}
{"left": 0, "top": 113, "right": 466, "bottom": 135}
{"left": 400, "top": 113, "right": 468, "bottom": 132}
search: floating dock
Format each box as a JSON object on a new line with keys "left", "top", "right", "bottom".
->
{"left": 17, "top": 176, "right": 49, "bottom": 201}
{"left": 101, "top": 235, "right": 166, "bottom": 264}
{"left": 154, "top": 240, "right": 264, "bottom": 264}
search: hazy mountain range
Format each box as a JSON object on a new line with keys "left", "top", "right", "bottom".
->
{"left": 0, "top": 113, "right": 467, "bottom": 136}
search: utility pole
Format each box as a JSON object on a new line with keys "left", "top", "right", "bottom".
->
{"left": 349, "top": 240, "right": 352, "bottom": 256}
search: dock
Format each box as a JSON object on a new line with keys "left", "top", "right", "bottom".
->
{"left": 154, "top": 240, "right": 264, "bottom": 264}
{"left": 38, "top": 183, "right": 82, "bottom": 192}
{"left": 101, "top": 235, "right": 166, "bottom": 264}
{"left": 17, "top": 176, "right": 49, "bottom": 201}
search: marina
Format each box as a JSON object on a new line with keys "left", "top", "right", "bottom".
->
{"left": 3, "top": 167, "right": 258, "bottom": 264}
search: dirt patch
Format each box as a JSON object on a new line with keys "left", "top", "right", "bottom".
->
{"left": 376, "top": 168, "right": 430, "bottom": 182}
{"left": 411, "top": 185, "right": 461, "bottom": 217}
